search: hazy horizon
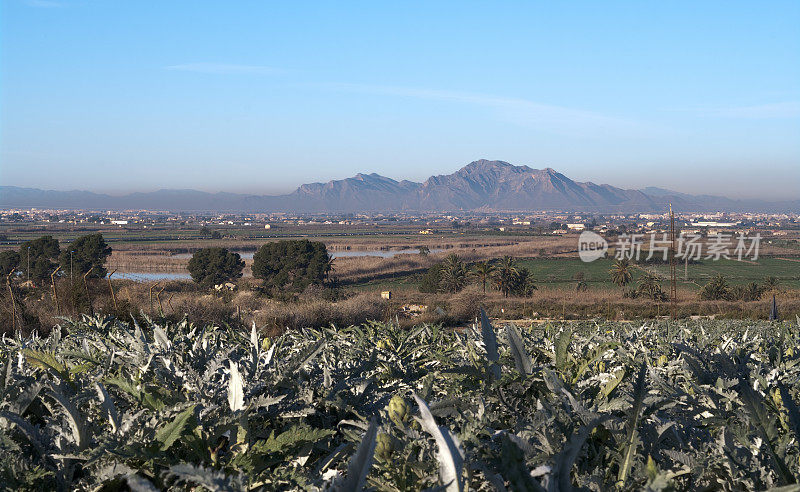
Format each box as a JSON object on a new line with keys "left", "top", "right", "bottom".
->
{"left": 2, "top": 2, "right": 799, "bottom": 200}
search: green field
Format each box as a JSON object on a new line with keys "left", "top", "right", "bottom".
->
{"left": 516, "top": 256, "right": 800, "bottom": 289}
{"left": 352, "top": 256, "right": 800, "bottom": 291}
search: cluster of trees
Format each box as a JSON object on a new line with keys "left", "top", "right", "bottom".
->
{"left": 0, "top": 233, "right": 112, "bottom": 283}
{"left": 700, "top": 275, "right": 779, "bottom": 301}
{"left": 419, "top": 254, "right": 536, "bottom": 297}
{"left": 608, "top": 259, "right": 668, "bottom": 301}
{"left": 187, "top": 248, "right": 245, "bottom": 288}
{"left": 187, "top": 239, "right": 333, "bottom": 294}
{"left": 609, "top": 258, "right": 780, "bottom": 302}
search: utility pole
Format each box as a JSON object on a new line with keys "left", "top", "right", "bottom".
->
{"left": 669, "top": 204, "right": 677, "bottom": 319}
{"left": 684, "top": 255, "right": 688, "bottom": 281}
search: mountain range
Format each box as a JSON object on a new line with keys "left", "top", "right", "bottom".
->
{"left": 1, "top": 160, "right": 797, "bottom": 213}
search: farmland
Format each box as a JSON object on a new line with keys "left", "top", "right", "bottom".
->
{"left": 355, "top": 257, "right": 800, "bottom": 292}
{"left": 1, "top": 315, "right": 799, "bottom": 490}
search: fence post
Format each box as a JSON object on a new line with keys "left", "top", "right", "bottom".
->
{"left": 51, "top": 266, "right": 62, "bottom": 315}
{"left": 149, "top": 281, "right": 161, "bottom": 314}
{"left": 83, "top": 270, "right": 94, "bottom": 316}
{"left": 156, "top": 285, "right": 166, "bottom": 317}
{"left": 6, "top": 269, "right": 17, "bottom": 332}
{"left": 107, "top": 269, "right": 118, "bottom": 311}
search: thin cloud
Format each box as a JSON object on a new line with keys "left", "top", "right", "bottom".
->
{"left": 672, "top": 101, "right": 800, "bottom": 119}
{"left": 24, "top": 0, "right": 63, "bottom": 7}
{"left": 324, "top": 83, "right": 655, "bottom": 137}
{"left": 165, "top": 63, "right": 286, "bottom": 75}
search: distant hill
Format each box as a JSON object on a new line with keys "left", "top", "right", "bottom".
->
{"left": 2, "top": 160, "right": 798, "bottom": 213}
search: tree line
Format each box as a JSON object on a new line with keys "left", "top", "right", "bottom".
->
{"left": 1, "top": 235, "right": 334, "bottom": 296}
{"left": 187, "top": 239, "right": 334, "bottom": 294}
{"left": 609, "top": 257, "right": 781, "bottom": 302}
{"left": 0, "top": 234, "right": 112, "bottom": 282}
{"left": 419, "top": 254, "right": 537, "bottom": 297}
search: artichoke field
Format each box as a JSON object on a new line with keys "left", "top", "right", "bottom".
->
{"left": 1, "top": 312, "right": 799, "bottom": 491}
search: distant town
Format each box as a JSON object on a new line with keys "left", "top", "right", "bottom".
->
{"left": 1, "top": 207, "right": 798, "bottom": 244}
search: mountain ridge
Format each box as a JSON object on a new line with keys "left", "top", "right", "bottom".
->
{"left": 2, "top": 160, "right": 798, "bottom": 213}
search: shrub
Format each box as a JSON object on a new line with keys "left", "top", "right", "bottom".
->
{"left": 59, "top": 233, "right": 112, "bottom": 279}
{"left": 187, "top": 247, "right": 245, "bottom": 288}
{"left": 0, "top": 250, "right": 20, "bottom": 276}
{"left": 418, "top": 263, "right": 443, "bottom": 293}
{"left": 19, "top": 235, "right": 60, "bottom": 282}
{"left": 252, "top": 240, "right": 332, "bottom": 293}
{"left": 699, "top": 274, "right": 730, "bottom": 300}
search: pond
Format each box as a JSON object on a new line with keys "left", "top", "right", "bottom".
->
{"left": 109, "top": 272, "right": 192, "bottom": 282}
{"left": 171, "top": 248, "right": 445, "bottom": 260}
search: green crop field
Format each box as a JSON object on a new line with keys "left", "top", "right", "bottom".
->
{"left": 2, "top": 315, "right": 799, "bottom": 490}
{"left": 352, "top": 256, "right": 800, "bottom": 292}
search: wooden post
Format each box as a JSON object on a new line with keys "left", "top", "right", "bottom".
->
{"left": 107, "top": 269, "right": 118, "bottom": 311}
{"left": 156, "top": 285, "right": 166, "bottom": 317}
{"left": 83, "top": 270, "right": 94, "bottom": 316}
{"left": 6, "top": 269, "right": 17, "bottom": 332}
{"left": 50, "top": 266, "right": 62, "bottom": 315}
{"left": 149, "top": 281, "right": 160, "bottom": 313}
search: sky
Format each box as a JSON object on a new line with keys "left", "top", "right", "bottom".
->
{"left": 1, "top": 1, "right": 799, "bottom": 200}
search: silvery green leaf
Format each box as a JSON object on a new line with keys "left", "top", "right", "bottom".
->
{"left": 47, "top": 386, "right": 86, "bottom": 450}
{"left": 506, "top": 324, "right": 533, "bottom": 376}
{"left": 166, "top": 463, "right": 243, "bottom": 492}
{"left": 9, "top": 381, "right": 43, "bottom": 415}
{"left": 0, "top": 410, "right": 46, "bottom": 457}
{"left": 480, "top": 308, "right": 501, "bottom": 380}
{"left": 228, "top": 361, "right": 245, "bottom": 412}
{"left": 126, "top": 474, "right": 160, "bottom": 492}
{"left": 414, "top": 393, "right": 464, "bottom": 492}
{"left": 264, "top": 343, "right": 276, "bottom": 366}
{"left": 95, "top": 382, "right": 121, "bottom": 434}
{"left": 153, "top": 326, "right": 170, "bottom": 351}
{"left": 331, "top": 418, "right": 377, "bottom": 492}
{"left": 250, "top": 322, "right": 259, "bottom": 351}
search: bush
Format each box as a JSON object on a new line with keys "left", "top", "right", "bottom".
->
{"left": 699, "top": 274, "right": 730, "bottom": 301}
{"left": 19, "top": 236, "right": 60, "bottom": 282}
{"left": 0, "top": 250, "right": 20, "bottom": 276}
{"left": 252, "top": 240, "right": 332, "bottom": 293}
{"left": 187, "top": 247, "right": 245, "bottom": 288}
{"left": 418, "top": 263, "right": 443, "bottom": 293}
{"left": 59, "top": 233, "right": 112, "bottom": 279}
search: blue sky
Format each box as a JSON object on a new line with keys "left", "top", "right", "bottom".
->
{"left": 1, "top": 1, "right": 799, "bottom": 199}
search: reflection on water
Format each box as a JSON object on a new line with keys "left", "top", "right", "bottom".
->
{"left": 172, "top": 248, "right": 445, "bottom": 260}
{"left": 111, "top": 248, "right": 451, "bottom": 282}
{"left": 109, "top": 272, "right": 192, "bottom": 282}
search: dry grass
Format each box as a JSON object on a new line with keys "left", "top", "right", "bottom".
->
{"left": 3, "top": 271, "right": 797, "bottom": 337}
{"left": 106, "top": 236, "right": 580, "bottom": 280}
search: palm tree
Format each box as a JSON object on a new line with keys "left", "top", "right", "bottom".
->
{"left": 513, "top": 267, "right": 537, "bottom": 297}
{"left": 493, "top": 255, "right": 518, "bottom": 298}
{"left": 609, "top": 258, "right": 632, "bottom": 294}
{"left": 763, "top": 276, "right": 779, "bottom": 292}
{"left": 699, "top": 274, "right": 730, "bottom": 300}
{"left": 637, "top": 272, "right": 665, "bottom": 301}
{"left": 472, "top": 261, "right": 495, "bottom": 293}
{"left": 439, "top": 253, "right": 467, "bottom": 293}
